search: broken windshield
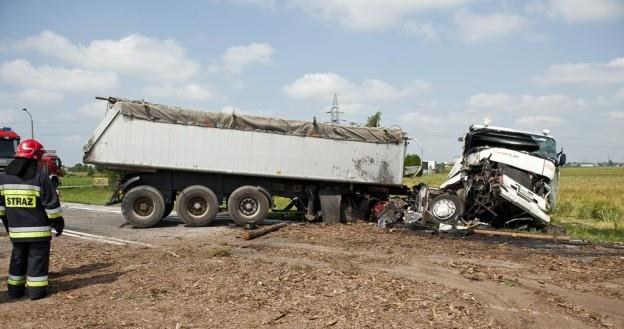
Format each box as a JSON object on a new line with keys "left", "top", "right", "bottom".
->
{"left": 466, "top": 130, "right": 557, "bottom": 161}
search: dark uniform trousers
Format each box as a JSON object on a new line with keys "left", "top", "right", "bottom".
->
{"left": 8, "top": 241, "right": 50, "bottom": 299}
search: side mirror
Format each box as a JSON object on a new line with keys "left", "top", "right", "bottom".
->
{"left": 559, "top": 153, "right": 566, "bottom": 166}
{"left": 457, "top": 136, "right": 464, "bottom": 142}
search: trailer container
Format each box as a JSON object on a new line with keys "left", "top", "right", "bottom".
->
{"left": 84, "top": 97, "right": 408, "bottom": 228}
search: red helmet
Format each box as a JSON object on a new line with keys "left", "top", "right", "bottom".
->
{"left": 15, "top": 139, "right": 46, "bottom": 160}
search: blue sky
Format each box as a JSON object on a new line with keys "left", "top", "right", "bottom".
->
{"left": 1, "top": 0, "right": 623, "bottom": 165}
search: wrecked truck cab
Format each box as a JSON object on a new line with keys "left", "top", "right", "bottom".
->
{"left": 436, "top": 124, "right": 564, "bottom": 229}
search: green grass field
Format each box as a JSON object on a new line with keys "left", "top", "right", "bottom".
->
{"left": 59, "top": 175, "right": 114, "bottom": 205}
{"left": 60, "top": 167, "right": 624, "bottom": 242}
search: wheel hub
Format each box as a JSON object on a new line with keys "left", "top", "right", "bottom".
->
{"left": 188, "top": 196, "right": 208, "bottom": 216}
{"left": 432, "top": 199, "right": 456, "bottom": 220}
{"left": 134, "top": 197, "right": 154, "bottom": 217}
{"left": 240, "top": 197, "right": 259, "bottom": 216}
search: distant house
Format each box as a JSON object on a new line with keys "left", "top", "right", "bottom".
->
{"left": 422, "top": 160, "right": 437, "bottom": 175}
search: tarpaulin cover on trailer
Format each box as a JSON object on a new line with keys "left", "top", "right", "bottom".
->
{"left": 111, "top": 98, "right": 404, "bottom": 144}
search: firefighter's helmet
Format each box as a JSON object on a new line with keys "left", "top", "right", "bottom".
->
{"left": 15, "top": 139, "right": 46, "bottom": 160}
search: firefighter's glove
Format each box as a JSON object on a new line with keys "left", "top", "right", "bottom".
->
{"left": 51, "top": 217, "right": 65, "bottom": 237}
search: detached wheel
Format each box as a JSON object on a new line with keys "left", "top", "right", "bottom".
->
{"left": 121, "top": 185, "right": 165, "bottom": 228}
{"left": 428, "top": 194, "right": 463, "bottom": 224}
{"left": 177, "top": 185, "right": 219, "bottom": 226}
{"left": 227, "top": 186, "right": 270, "bottom": 225}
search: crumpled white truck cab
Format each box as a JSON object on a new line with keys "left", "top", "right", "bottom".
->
{"left": 434, "top": 124, "right": 566, "bottom": 229}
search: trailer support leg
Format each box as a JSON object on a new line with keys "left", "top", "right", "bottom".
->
{"left": 319, "top": 188, "right": 341, "bottom": 224}
{"left": 304, "top": 186, "right": 317, "bottom": 221}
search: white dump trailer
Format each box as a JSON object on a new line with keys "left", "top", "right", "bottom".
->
{"left": 84, "top": 97, "right": 408, "bottom": 228}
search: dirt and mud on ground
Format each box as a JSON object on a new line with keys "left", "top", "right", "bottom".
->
{"left": 1, "top": 223, "right": 623, "bottom": 329}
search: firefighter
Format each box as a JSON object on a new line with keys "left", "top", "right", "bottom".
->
{"left": 0, "top": 139, "right": 64, "bottom": 300}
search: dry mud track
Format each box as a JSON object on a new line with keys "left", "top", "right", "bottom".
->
{"left": 0, "top": 223, "right": 623, "bottom": 329}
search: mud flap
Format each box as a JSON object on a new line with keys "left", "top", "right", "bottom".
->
{"left": 319, "top": 189, "right": 341, "bottom": 224}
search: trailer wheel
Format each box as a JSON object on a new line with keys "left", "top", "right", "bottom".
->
{"left": 228, "top": 186, "right": 270, "bottom": 225}
{"left": 121, "top": 185, "right": 165, "bottom": 228}
{"left": 429, "top": 194, "right": 463, "bottom": 224}
{"left": 177, "top": 185, "right": 219, "bottom": 226}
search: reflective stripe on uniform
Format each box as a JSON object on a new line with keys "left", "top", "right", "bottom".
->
{"left": 45, "top": 207, "right": 63, "bottom": 219}
{"left": 26, "top": 276, "right": 49, "bottom": 287}
{"left": 9, "top": 226, "right": 52, "bottom": 232}
{"left": 0, "top": 205, "right": 5, "bottom": 216}
{"left": 8, "top": 275, "right": 26, "bottom": 286}
{"left": 0, "top": 184, "right": 41, "bottom": 192}
{"left": 8, "top": 227, "right": 52, "bottom": 238}
{"left": 1, "top": 189, "right": 40, "bottom": 197}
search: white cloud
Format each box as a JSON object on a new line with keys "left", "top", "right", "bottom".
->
{"left": 515, "top": 115, "right": 562, "bottom": 128}
{"left": 221, "top": 105, "right": 273, "bottom": 117}
{"left": 399, "top": 112, "right": 445, "bottom": 126}
{"left": 0, "top": 59, "right": 118, "bottom": 92}
{"left": 0, "top": 89, "right": 65, "bottom": 105}
{"left": 14, "top": 31, "right": 199, "bottom": 81}
{"left": 0, "top": 110, "right": 17, "bottom": 124}
{"left": 334, "top": 103, "right": 367, "bottom": 115}
{"left": 454, "top": 10, "right": 529, "bottom": 42}
{"left": 78, "top": 101, "right": 109, "bottom": 118}
{"left": 467, "top": 92, "right": 586, "bottom": 114}
{"left": 468, "top": 93, "right": 515, "bottom": 109}
{"left": 283, "top": 72, "right": 431, "bottom": 101}
{"left": 608, "top": 111, "right": 624, "bottom": 119}
{"left": 528, "top": 0, "right": 624, "bottom": 23}
{"left": 220, "top": 42, "right": 276, "bottom": 74}
{"left": 63, "top": 134, "right": 83, "bottom": 143}
{"left": 231, "top": 0, "right": 277, "bottom": 7}
{"left": 143, "top": 83, "right": 214, "bottom": 101}
{"left": 403, "top": 21, "right": 438, "bottom": 40}
{"left": 533, "top": 57, "right": 624, "bottom": 85}
{"left": 289, "top": 0, "right": 472, "bottom": 30}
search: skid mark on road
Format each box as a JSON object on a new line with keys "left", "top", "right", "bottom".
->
{"left": 63, "top": 204, "right": 121, "bottom": 214}
{"left": 61, "top": 229, "right": 155, "bottom": 248}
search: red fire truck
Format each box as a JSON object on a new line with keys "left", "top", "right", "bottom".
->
{"left": 0, "top": 127, "right": 20, "bottom": 173}
{"left": 42, "top": 150, "right": 64, "bottom": 188}
{"left": 0, "top": 126, "right": 63, "bottom": 187}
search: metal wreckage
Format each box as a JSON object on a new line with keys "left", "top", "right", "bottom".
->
{"left": 373, "top": 124, "right": 567, "bottom": 234}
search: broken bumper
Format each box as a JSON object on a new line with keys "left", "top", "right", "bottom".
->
{"left": 499, "top": 174, "right": 551, "bottom": 224}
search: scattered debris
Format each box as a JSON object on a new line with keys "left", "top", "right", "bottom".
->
{"left": 472, "top": 229, "right": 570, "bottom": 241}
{"left": 242, "top": 222, "right": 289, "bottom": 240}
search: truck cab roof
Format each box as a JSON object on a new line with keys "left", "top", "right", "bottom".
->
{"left": 469, "top": 124, "right": 554, "bottom": 139}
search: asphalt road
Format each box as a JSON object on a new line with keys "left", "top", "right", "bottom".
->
{"left": 60, "top": 202, "right": 239, "bottom": 246}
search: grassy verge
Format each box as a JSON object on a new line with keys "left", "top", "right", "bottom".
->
{"left": 59, "top": 176, "right": 113, "bottom": 205}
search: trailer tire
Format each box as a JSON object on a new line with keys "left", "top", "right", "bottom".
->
{"left": 177, "top": 185, "right": 219, "bottom": 226}
{"left": 228, "top": 186, "right": 270, "bottom": 225}
{"left": 428, "top": 194, "right": 463, "bottom": 225}
{"left": 122, "top": 185, "right": 165, "bottom": 228}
